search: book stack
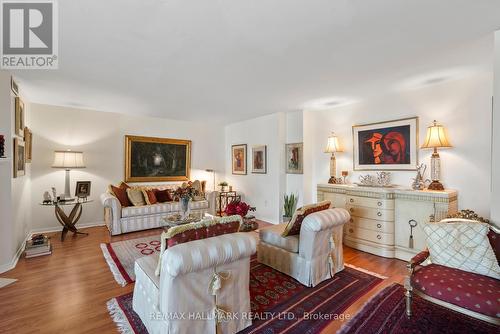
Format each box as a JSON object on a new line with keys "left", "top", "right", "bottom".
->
{"left": 25, "top": 234, "right": 52, "bottom": 258}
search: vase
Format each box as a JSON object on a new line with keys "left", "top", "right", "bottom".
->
{"left": 181, "top": 197, "right": 190, "bottom": 218}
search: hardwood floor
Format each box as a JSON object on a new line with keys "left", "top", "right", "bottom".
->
{"left": 0, "top": 225, "right": 407, "bottom": 334}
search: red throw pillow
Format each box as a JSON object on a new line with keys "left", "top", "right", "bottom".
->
{"left": 143, "top": 189, "right": 158, "bottom": 205}
{"left": 155, "top": 189, "right": 173, "bottom": 203}
{"left": 110, "top": 184, "right": 132, "bottom": 207}
{"left": 167, "top": 220, "right": 240, "bottom": 248}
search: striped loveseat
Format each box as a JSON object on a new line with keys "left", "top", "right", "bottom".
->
{"left": 101, "top": 183, "right": 211, "bottom": 235}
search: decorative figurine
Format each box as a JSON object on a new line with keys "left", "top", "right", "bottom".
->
{"left": 51, "top": 187, "right": 57, "bottom": 203}
{"left": 358, "top": 172, "right": 392, "bottom": 187}
{"left": 411, "top": 163, "right": 430, "bottom": 190}
{"left": 43, "top": 191, "right": 52, "bottom": 205}
{"left": 0, "top": 135, "right": 5, "bottom": 158}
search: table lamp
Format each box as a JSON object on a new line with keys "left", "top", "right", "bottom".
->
{"left": 421, "top": 120, "right": 452, "bottom": 190}
{"left": 325, "top": 133, "right": 343, "bottom": 184}
{"left": 52, "top": 150, "right": 86, "bottom": 199}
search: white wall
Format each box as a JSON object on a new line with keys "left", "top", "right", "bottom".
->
{"left": 225, "top": 113, "right": 285, "bottom": 224}
{"left": 285, "top": 111, "right": 304, "bottom": 208}
{"left": 0, "top": 71, "right": 32, "bottom": 273}
{"left": 492, "top": 30, "right": 500, "bottom": 226}
{"left": 304, "top": 69, "right": 493, "bottom": 218}
{"left": 29, "top": 104, "right": 225, "bottom": 231}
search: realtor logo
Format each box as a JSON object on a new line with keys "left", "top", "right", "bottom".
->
{"left": 1, "top": 0, "right": 58, "bottom": 69}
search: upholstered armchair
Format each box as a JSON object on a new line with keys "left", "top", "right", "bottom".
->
{"left": 133, "top": 230, "right": 257, "bottom": 334}
{"left": 405, "top": 210, "right": 500, "bottom": 325}
{"left": 258, "top": 205, "right": 350, "bottom": 287}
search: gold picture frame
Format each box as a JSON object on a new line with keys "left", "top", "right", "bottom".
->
{"left": 15, "top": 97, "right": 25, "bottom": 137}
{"left": 232, "top": 144, "right": 247, "bottom": 175}
{"left": 125, "top": 135, "right": 191, "bottom": 182}
{"left": 13, "top": 138, "right": 25, "bottom": 178}
{"left": 24, "top": 127, "right": 33, "bottom": 163}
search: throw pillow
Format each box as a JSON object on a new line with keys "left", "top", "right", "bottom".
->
{"left": 155, "top": 215, "right": 242, "bottom": 276}
{"left": 142, "top": 189, "right": 158, "bottom": 205}
{"left": 281, "top": 201, "right": 331, "bottom": 237}
{"left": 155, "top": 189, "right": 173, "bottom": 203}
{"left": 109, "top": 183, "right": 132, "bottom": 207}
{"left": 126, "top": 187, "right": 146, "bottom": 206}
{"left": 423, "top": 221, "right": 500, "bottom": 279}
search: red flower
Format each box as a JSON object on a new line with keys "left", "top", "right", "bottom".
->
{"left": 225, "top": 200, "right": 250, "bottom": 217}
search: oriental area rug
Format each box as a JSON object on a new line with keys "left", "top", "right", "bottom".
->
{"left": 107, "top": 257, "right": 384, "bottom": 333}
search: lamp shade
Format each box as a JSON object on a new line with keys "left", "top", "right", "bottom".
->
{"left": 52, "top": 150, "right": 86, "bottom": 169}
{"left": 421, "top": 120, "right": 452, "bottom": 149}
{"left": 325, "top": 133, "right": 343, "bottom": 153}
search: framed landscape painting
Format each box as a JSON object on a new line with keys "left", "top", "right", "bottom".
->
{"left": 353, "top": 117, "right": 418, "bottom": 171}
{"left": 232, "top": 144, "right": 247, "bottom": 175}
{"left": 252, "top": 145, "right": 266, "bottom": 174}
{"left": 286, "top": 143, "right": 303, "bottom": 174}
{"left": 125, "top": 135, "right": 191, "bottom": 182}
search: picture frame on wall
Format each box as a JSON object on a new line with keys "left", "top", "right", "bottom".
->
{"left": 11, "top": 76, "right": 19, "bottom": 96}
{"left": 15, "top": 97, "right": 25, "bottom": 137}
{"left": 352, "top": 117, "right": 418, "bottom": 171}
{"left": 24, "top": 127, "right": 33, "bottom": 163}
{"left": 231, "top": 144, "right": 247, "bottom": 175}
{"left": 251, "top": 145, "right": 267, "bottom": 174}
{"left": 286, "top": 143, "right": 303, "bottom": 174}
{"left": 13, "top": 138, "right": 25, "bottom": 178}
{"left": 75, "top": 181, "right": 91, "bottom": 199}
{"left": 125, "top": 135, "right": 191, "bottom": 182}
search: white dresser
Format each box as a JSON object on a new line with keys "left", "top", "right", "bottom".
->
{"left": 317, "top": 184, "right": 458, "bottom": 260}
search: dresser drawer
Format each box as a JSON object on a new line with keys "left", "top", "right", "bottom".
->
{"left": 345, "top": 225, "right": 394, "bottom": 245}
{"left": 348, "top": 216, "right": 394, "bottom": 233}
{"left": 346, "top": 195, "right": 394, "bottom": 210}
{"left": 346, "top": 205, "right": 394, "bottom": 222}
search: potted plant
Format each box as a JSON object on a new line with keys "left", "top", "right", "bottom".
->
{"left": 283, "top": 194, "right": 298, "bottom": 223}
{"left": 218, "top": 181, "right": 229, "bottom": 192}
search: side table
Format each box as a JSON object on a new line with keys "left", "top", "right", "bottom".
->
{"left": 216, "top": 191, "right": 241, "bottom": 216}
{"left": 40, "top": 199, "right": 93, "bottom": 241}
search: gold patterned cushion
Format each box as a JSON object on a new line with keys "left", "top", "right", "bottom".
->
{"left": 424, "top": 221, "right": 500, "bottom": 279}
{"left": 126, "top": 187, "right": 146, "bottom": 206}
{"left": 281, "top": 201, "right": 331, "bottom": 237}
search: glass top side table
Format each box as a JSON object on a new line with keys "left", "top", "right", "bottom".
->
{"left": 39, "top": 199, "right": 93, "bottom": 241}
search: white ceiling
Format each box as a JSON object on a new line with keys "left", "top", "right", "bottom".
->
{"left": 12, "top": 0, "right": 500, "bottom": 124}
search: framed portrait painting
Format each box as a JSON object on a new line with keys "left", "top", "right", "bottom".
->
{"left": 125, "top": 135, "right": 191, "bottom": 182}
{"left": 15, "top": 97, "right": 25, "bottom": 137}
{"left": 252, "top": 145, "right": 266, "bottom": 174}
{"left": 353, "top": 117, "right": 418, "bottom": 171}
{"left": 13, "top": 138, "right": 25, "bottom": 178}
{"left": 232, "top": 144, "right": 247, "bottom": 175}
{"left": 286, "top": 143, "right": 303, "bottom": 174}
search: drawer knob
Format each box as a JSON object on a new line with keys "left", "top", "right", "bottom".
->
{"left": 350, "top": 198, "right": 354, "bottom": 203}
{"left": 349, "top": 228, "right": 354, "bottom": 233}
{"left": 377, "top": 212, "right": 382, "bottom": 217}
{"left": 377, "top": 223, "right": 382, "bottom": 228}
{"left": 350, "top": 208, "right": 354, "bottom": 213}
{"left": 350, "top": 218, "right": 354, "bottom": 223}
{"left": 377, "top": 235, "right": 381, "bottom": 240}
{"left": 377, "top": 201, "right": 382, "bottom": 206}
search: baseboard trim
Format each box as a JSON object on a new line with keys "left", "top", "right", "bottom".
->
{"left": 0, "top": 221, "right": 105, "bottom": 274}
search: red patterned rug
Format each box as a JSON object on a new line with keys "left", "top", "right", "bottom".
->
{"left": 107, "top": 257, "right": 384, "bottom": 333}
{"left": 338, "top": 283, "right": 499, "bottom": 334}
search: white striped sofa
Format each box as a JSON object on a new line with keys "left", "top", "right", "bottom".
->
{"left": 258, "top": 208, "right": 350, "bottom": 287}
{"left": 101, "top": 184, "right": 212, "bottom": 235}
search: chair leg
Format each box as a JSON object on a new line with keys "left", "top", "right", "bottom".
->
{"left": 404, "top": 263, "right": 413, "bottom": 317}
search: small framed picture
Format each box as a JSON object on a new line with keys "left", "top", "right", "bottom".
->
{"left": 75, "top": 181, "right": 91, "bottom": 199}
{"left": 231, "top": 144, "right": 247, "bottom": 175}
{"left": 13, "top": 138, "right": 25, "bottom": 178}
{"left": 11, "top": 76, "right": 19, "bottom": 96}
{"left": 286, "top": 143, "right": 303, "bottom": 174}
{"left": 24, "top": 127, "right": 33, "bottom": 163}
{"left": 252, "top": 145, "right": 267, "bottom": 174}
{"left": 15, "top": 97, "right": 25, "bottom": 137}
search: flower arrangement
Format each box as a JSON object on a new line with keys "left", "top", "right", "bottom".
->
{"left": 174, "top": 183, "right": 196, "bottom": 200}
{"left": 225, "top": 200, "right": 255, "bottom": 217}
